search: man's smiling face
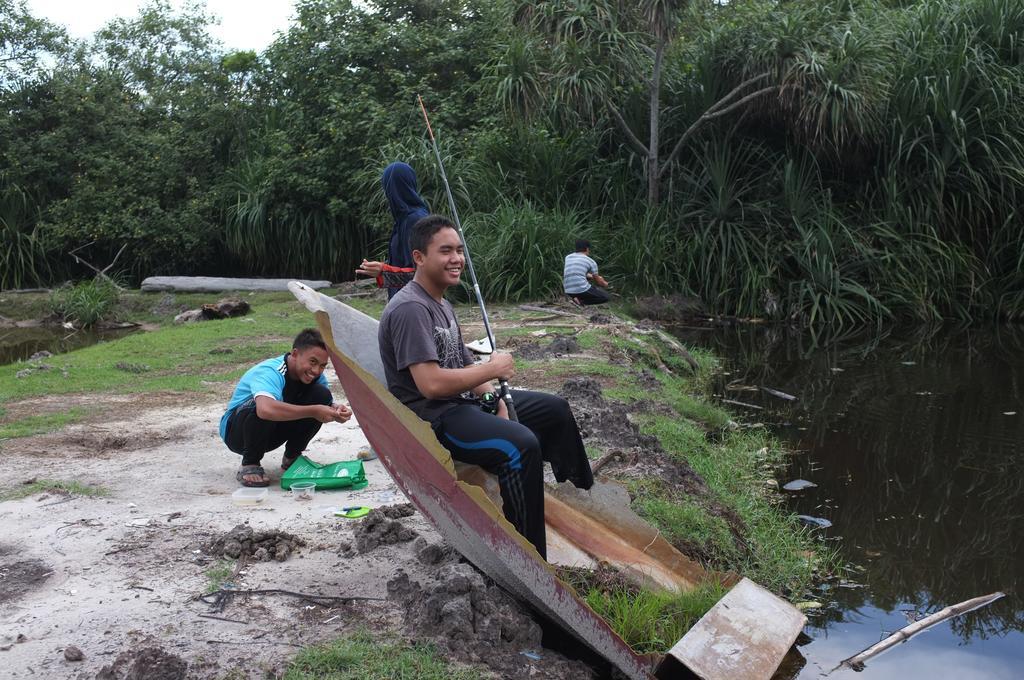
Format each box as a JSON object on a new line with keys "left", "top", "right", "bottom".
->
{"left": 414, "top": 226, "right": 464, "bottom": 290}
{"left": 288, "top": 346, "right": 329, "bottom": 383}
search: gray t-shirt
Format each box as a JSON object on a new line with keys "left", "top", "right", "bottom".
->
{"left": 378, "top": 281, "right": 476, "bottom": 422}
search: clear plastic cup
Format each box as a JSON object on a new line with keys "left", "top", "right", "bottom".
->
{"left": 291, "top": 482, "right": 316, "bottom": 501}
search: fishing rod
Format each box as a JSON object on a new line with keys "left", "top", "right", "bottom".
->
{"left": 417, "top": 95, "right": 517, "bottom": 422}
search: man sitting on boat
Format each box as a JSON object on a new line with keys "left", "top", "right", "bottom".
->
{"left": 219, "top": 328, "right": 352, "bottom": 487}
{"left": 378, "top": 215, "right": 594, "bottom": 559}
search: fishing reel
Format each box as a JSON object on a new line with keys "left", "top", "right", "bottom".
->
{"left": 479, "top": 391, "right": 500, "bottom": 415}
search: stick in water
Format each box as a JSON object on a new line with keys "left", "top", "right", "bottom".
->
{"left": 831, "top": 591, "right": 1005, "bottom": 673}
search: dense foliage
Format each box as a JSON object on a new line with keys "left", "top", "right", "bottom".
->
{"left": 3, "top": 0, "right": 1024, "bottom": 328}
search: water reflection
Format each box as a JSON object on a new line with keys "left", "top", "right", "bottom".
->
{"left": 672, "top": 323, "right": 1024, "bottom": 677}
{"left": 0, "top": 325, "right": 137, "bottom": 366}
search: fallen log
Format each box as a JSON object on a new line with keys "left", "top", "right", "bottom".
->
{"left": 140, "top": 276, "right": 332, "bottom": 293}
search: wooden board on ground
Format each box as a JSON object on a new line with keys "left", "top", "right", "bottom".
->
{"left": 655, "top": 578, "right": 806, "bottom": 680}
{"left": 140, "top": 276, "right": 332, "bottom": 293}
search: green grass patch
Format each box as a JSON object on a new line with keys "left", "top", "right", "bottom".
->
{"left": 0, "top": 478, "right": 108, "bottom": 501}
{"left": 0, "top": 295, "right": 316, "bottom": 403}
{"left": 634, "top": 495, "right": 739, "bottom": 561}
{"left": 575, "top": 329, "right": 603, "bottom": 350}
{"left": 585, "top": 583, "right": 728, "bottom": 654}
{"left": 204, "top": 559, "right": 235, "bottom": 594}
{"left": 633, "top": 414, "right": 827, "bottom": 595}
{"left": 284, "top": 630, "right": 484, "bottom": 680}
{"left": 0, "top": 408, "right": 88, "bottom": 439}
{"left": 50, "top": 278, "right": 120, "bottom": 327}
{"left": 557, "top": 564, "right": 728, "bottom": 654}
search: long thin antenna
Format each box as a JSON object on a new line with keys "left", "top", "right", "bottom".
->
{"left": 417, "top": 95, "right": 517, "bottom": 421}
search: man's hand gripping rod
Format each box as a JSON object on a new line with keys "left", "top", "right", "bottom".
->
{"left": 417, "top": 95, "right": 517, "bottom": 421}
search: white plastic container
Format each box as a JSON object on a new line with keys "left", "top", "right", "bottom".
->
{"left": 232, "top": 487, "right": 268, "bottom": 505}
{"left": 291, "top": 482, "right": 316, "bottom": 501}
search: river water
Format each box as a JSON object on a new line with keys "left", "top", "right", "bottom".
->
{"left": 673, "top": 324, "right": 1024, "bottom": 679}
{"left": 0, "top": 326, "right": 137, "bottom": 366}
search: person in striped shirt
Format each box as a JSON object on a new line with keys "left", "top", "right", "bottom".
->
{"left": 563, "top": 239, "right": 611, "bottom": 306}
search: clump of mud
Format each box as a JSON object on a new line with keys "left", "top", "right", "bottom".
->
{"left": 205, "top": 525, "right": 305, "bottom": 562}
{"left": 411, "top": 535, "right": 458, "bottom": 565}
{"left": 342, "top": 504, "right": 418, "bottom": 555}
{"left": 388, "top": 563, "right": 595, "bottom": 678}
{"left": 515, "top": 335, "right": 580, "bottom": 360}
{"left": 561, "top": 377, "right": 652, "bottom": 452}
{"left": 632, "top": 368, "right": 662, "bottom": 390}
{"left": 95, "top": 646, "right": 187, "bottom": 680}
{"left": 0, "top": 544, "right": 52, "bottom": 606}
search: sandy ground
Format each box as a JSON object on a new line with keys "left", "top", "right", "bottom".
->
{"left": 0, "top": 377, "right": 452, "bottom": 679}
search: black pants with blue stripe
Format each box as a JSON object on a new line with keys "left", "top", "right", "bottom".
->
{"left": 431, "top": 390, "right": 594, "bottom": 560}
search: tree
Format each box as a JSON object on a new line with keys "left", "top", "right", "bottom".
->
{"left": 495, "top": 0, "right": 787, "bottom": 204}
{"left": 221, "top": 0, "right": 505, "bottom": 278}
{"left": 0, "top": 0, "right": 247, "bottom": 279}
{"left": 0, "top": 0, "right": 67, "bottom": 89}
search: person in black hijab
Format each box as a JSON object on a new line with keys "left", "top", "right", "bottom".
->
{"left": 356, "top": 162, "right": 429, "bottom": 297}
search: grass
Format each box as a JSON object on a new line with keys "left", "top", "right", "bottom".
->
{"left": 0, "top": 290, "right": 325, "bottom": 438}
{"left": 0, "top": 408, "right": 88, "bottom": 439}
{"left": 0, "top": 478, "right": 108, "bottom": 501}
{"left": 556, "top": 564, "right": 729, "bottom": 654}
{"left": 633, "top": 414, "right": 826, "bottom": 595}
{"left": 204, "top": 559, "right": 235, "bottom": 593}
{"left": 284, "top": 630, "right": 484, "bottom": 680}
{"left": 0, "top": 292, "right": 312, "bottom": 404}
{"left": 50, "top": 278, "right": 120, "bottom": 327}
{"left": 584, "top": 583, "right": 728, "bottom": 654}
{"left": 633, "top": 493, "right": 740, "bottom": 561}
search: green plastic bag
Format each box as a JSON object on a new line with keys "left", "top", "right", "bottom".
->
{"left": 280, "top": 455, "right": 368, "bottom": 491}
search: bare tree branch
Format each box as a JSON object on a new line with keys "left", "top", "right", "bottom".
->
{"left": 604, "top": 98, "right": 649, "bottom": 158}
{"left": 703, "top": 85, "right": 782, "bottom": 121}
{"left": 658, "top": 78, "right": 782, "bottom": 178}
{"left": 706, "top": 72, "right": 771, "bottom": 115}
{"left": 67, "top": 242, "right": 128, "bottom": 291}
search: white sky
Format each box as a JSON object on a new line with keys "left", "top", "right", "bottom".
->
{"left": 26, "top": 0, "right": 296, "bottom": 52}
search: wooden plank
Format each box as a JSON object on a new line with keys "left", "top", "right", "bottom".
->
{"left": 656, "top": 578, "right": 806, "bottom": 680}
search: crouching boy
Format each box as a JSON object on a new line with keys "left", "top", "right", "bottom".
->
{"left": 220, "top": 328, "right": 352, "bottom": 487}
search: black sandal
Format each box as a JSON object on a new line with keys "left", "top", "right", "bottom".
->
{"left": 281, "top": 453, "right": 301, "bottom": 471}
{"left": 236, "top": 465, "right": 269, "bottom": 487}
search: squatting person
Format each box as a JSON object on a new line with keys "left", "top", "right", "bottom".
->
{"left": 563, "top": 238, "right": 611, "bottom": 306}
{"left": 220, "top": 328, "right": 352, "bottom": 487}
{"left": 378, "top": 214, "right": 594, "bottom": 559}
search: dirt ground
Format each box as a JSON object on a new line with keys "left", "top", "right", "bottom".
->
{"left": 0, "top": 370, "right": 595, "bottom": 679}
{"left": 0, "top": 312, "right": 744, "bottom": 679}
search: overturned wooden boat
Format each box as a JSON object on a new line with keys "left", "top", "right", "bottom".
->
{"left": 289, "top": 282, "right": 805, "bottom": 680}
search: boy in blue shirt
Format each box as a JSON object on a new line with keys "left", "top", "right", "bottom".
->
{"left": 220, "top": 328, "right": 352, "bottom": 487}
